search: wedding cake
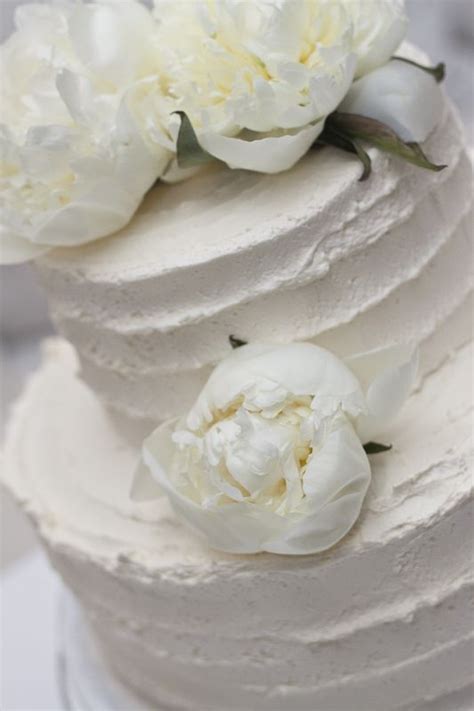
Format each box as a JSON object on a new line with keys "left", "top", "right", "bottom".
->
{"left": 2, "top": 1, "right": 473, "bottom": 710}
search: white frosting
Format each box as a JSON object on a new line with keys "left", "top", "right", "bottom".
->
{"left": 2, "top": 75, "right": 473, "bottom": 711}
{"left": 3, "top": 336, "right": 473, "bottom": 710}
{"left": 38, "top": 96, "right": 474, "bottom": 428}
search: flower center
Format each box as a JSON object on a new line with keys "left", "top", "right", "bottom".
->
{"left": 195, "top": 396, "right": 315, "bottom": 508}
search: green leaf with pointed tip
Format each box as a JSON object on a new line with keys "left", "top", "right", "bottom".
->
{"left": 174, "top": 111, "right": 214, "bottom": 169}
{"left": 363, "top": 442, "right": 393, "bottom": 455}
{"left": 329, "top": 113, "right": 447, "bottom": 173}
{"left": 392, "top": 56, "right": 446, "bottom": 83}
{"left": 229, "top": 335, "right": 248, "bottom": 349}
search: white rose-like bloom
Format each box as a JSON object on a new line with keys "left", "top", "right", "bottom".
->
{"left": 154, "top": 0, "right": 406, "bottom": 174}
{"left": 0, "top": 0, "right": 173, "bottom": 265}
{"left": 137, "top": 342, "right": 417, "bottom": 555}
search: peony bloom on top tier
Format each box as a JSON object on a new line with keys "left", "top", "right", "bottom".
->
{"left": 1, "top": 0, "right": 446, "bottom": 263}
{"left": 0, "top": 0, "right": 173, "bottom": 264}
{"left": 156, "top": 0, "right": 408, "bottom": 173}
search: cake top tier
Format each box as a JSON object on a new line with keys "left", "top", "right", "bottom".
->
{"left": 36, "top": 98, "right": 473, "bottom": 431}
{"left": 41, "top": 145, "right": 363, "bottom": 279}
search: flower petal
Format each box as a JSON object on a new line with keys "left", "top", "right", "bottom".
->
{"left": 56, "top": 69, "right": 101, "bottom": 127}
{"left": 339, "top": 59, "right": 443, "bottom": 142}
{"left": 142, "top": 421, "right": 285, "bottom": 553}
{"left": 198, "top": 122, "right": 323, "bottom": 174}
{"left": 188, "top": 342, "right": 366, "bottom": 431}
{"left": 344, "top": 344, "right": 419, "bottom": 441}
{"left": 68, "top": 0, "right": 154, "bottom": 88}
{"left": 345, "top": 0, "right": 408, "bottom": 77}
{"left": 266, "top": 417, "right": 370, "bottom": 554}
{"left": 30, "top": 177, "right": 146, "bottom": 247}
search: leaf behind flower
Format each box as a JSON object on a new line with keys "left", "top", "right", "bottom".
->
{"left": 326, "top": 113, "right": 447, "bottom": 173}
{"left": 363, "top": 442, "right": 393, "bottom": 455}
{"left": 174, "top": 111, "right": 214, "bottom": 169}
{"left": 229, "top": 335, "right": 248, "bottom": 349}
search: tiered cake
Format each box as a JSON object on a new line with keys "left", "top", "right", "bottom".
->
{"left": 2, "top": 0, "right": 474, "bottom": 707}
{"left": 3, "top": 87, "right": 473, "bottom": 709}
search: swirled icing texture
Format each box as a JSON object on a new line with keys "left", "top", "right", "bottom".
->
{"left": 38, "top": 93, "right": 473, "bottom": 433}
{"left": 3, "top": 336, "right": 473, "bottom": 710}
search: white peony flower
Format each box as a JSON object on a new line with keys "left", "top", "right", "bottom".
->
{"left": 0, "top": 0, "right": 173, "bottom": 265}
{"left": 343, "top": 0, "right": 408, "bottom": 77}
{"left": 135, "top": 342, "right": 417, "bottom": 555}
{"left": 1, "top": 0, "right": 413, "bottom": 262}
{"left": 154, "top": 0, "right": 406, "bottom": 174}
{"left": 339, "top": 58, "right": 443, "bottom": 142}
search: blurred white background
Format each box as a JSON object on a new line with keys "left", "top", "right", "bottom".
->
{"left": 1, "top": 0, "right": 474, "bottom": 570}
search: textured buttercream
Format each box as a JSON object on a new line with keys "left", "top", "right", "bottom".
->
{"left": 3, "top": 337, "right": 473, "bottom": 710}
{"left": 2, "top": 52, "right": 473, "bottom": 711}
{"left": 38, "top": 94, "right": 473, "bottom": 429}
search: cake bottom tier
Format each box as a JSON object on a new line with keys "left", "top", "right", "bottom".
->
{"left": 60, "top": 587, "right": 474, "bottom": 711}
{"left": 3, "top": 338, "right": 473, "bottom": 711}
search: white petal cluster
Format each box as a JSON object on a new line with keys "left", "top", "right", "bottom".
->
{"left": 155, "top": 0, "right": 407, "bottom": 174}
{"left": 1, "top": 0, "right": 173, "bottom": 264}
{"left": 137, "top": 342, "right": 418, "bottom": 555}
{"left": 343, "top": 0, "right": 408, "bottom": 77}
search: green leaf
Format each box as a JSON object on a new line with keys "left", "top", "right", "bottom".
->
{"left": 229, "top": 335, "right": 248, "bottom": 349}
{"left": 351, "top": 139, "right": 372, "bottom": 181}
{"left": 392, "top": 56, "right": 446, "bottom": 83}
{"left": 328, "top": 113, "right": 447, "bottom": 173}
{"left": 363, "top": 442, "right": 393, "bottom": 455}
{"left": 317, "top": 126, "right": 372, "bottom": 181}
{"left": 174, "top": 111, "right": 213, "bottom": 169}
